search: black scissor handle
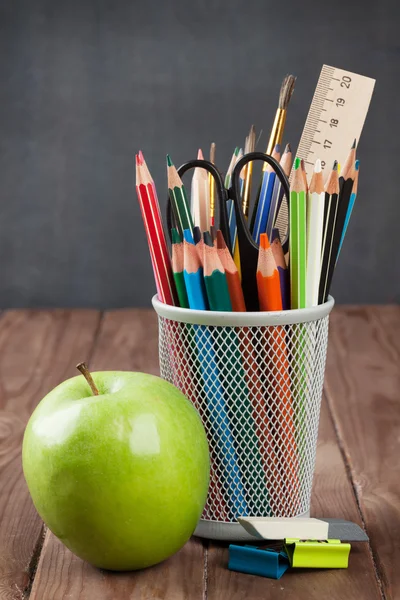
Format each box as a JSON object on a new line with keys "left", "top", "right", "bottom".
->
{"left": 166, "top": 159, "right": 232, "bottom": 253}
{"left": 229, "top": 151, "right": 290, "bottom": 311}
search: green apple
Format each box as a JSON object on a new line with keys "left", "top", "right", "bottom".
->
{"left": 22, "top": 366, "right": 210, "bottom": 571}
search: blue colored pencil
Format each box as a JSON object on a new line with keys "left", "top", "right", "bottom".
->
{"left": 252, "top": 145, "right": 281, "bottom": 244}
{"left": 337, "top": 160, "right": 359, "bottom": 260}
{"left": 183, "top": 229, "right": 247, "bottom": 516}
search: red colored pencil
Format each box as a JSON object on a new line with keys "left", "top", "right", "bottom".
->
{"left": 135, "top": 152, "right": 178, "bottom": 306}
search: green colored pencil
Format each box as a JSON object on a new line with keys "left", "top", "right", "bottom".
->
{"left": 289, "top": 157, "right": 307, "bottom": 309}
{"left": 171, "top": 228, "right": 189, "bottom": 308}
{"left": 167, "top": 155, "right": 194, "bottom": 235}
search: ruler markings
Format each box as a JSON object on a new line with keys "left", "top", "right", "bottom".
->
{"left": 291, "top": 65, "right": 376, "bottom": 182}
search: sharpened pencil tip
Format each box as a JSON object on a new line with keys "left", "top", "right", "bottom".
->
{"left": 166, "top": 154, "right": 173, "bottom": 167}
{"left": 216, "top": 230, "right": 226, "bottom": 250}
{"left": 135, "top": 153, "right": 141, "bottom": 167}
{"left": 271, "top": 228, "right": 281, "bottom": 243}
{"left": 355, "top": 159, "right": 360, "bottom": 170}
{"left": 333, "top": 160, "right": 338, "bottom": 171}
{"left": 275, "top": 143, "right": 281, "bottom": 153}
{"left": 203, "top": 231, "right": 213, "bottom": 247}
{"left": 314, "top": 158, "right": 322, "bottom": 173}
{"left": 234, "top": 146, "right": 240, "bottom": 156}
{"left": 193, "top": 226, "right": 202, "bottom": 244}
{"left": 284, "top": 143, "right": 292, "bottom": 153}
{"left": 171, "top": 228, "right": 181, "bottom": 244}
{"left": 197, "top": 148, "right": 204, "bottom": 160}
{"left": 259, "top": 233, "right": 270, "bottom": 250}
{"left": 183, "top": 229, "right": 194, "bottom": 244}
{"left": 352, "top": 138, "right": 357, "bottom": 149}
{"left": 294, "top": 156, "right": 301, "bottom": 169}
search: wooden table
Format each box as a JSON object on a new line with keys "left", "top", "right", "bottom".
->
{"left": 0, "top": 306, "right": 398, "bottom": 600}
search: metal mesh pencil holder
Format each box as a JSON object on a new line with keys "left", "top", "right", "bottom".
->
{"left": 152, "top": 295, "right": 335, "bottom": 541}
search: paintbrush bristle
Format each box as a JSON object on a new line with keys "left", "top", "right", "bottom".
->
{"left": 278, "top": 74, "right": 296, "bottom": 110}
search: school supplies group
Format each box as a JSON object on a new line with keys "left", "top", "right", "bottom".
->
{"left": 136, "top": 65, "right": 375, "bottom": 528}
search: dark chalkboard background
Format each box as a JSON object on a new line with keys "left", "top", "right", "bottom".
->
{"left": 0, "top": 0, "right": 398, "bottom": 308}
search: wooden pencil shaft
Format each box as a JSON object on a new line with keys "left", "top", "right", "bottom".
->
{"left": 306, "top": 191, "right": 325, "bottom": 307}
{"left": 324, "top": 177, "right": 354, "bottom": 298}
{"left": 318, "top": 192, "right": 339, "bottom": 304}
{"left": 136, "top": 173, "right": 177, "bottom": 306}
{"left": 289, "top": 189, "right": 307, "bottom": 308}
{"left": 169, "top": 185, "right": 194, "bottom": 234}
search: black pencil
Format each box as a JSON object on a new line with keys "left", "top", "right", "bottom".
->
{"left": 324, "top": 140, "right": 357, "bottom": 299}
{"left": 318, "top": 161, "right": 340, "bottom": 304}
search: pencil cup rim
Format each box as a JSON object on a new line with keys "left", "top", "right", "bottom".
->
{"left": 152, "top": 295, "right": 335, "bottom": 326}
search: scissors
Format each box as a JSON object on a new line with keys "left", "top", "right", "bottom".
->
{"left": 167, "top": 152, "right": 290, "bottom": 311}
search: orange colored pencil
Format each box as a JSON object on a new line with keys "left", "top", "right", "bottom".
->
{"left": 256, "top": 233, "right": 283, "bottom": 311}
{"left": 216, "top": 230, "right": 246, "bottom": 312}
{"left": 257, "top": 238, "right": 299, "bottom": 509}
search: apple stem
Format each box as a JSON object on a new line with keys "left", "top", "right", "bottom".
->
{"left": 76, "top": 362, "right": 100, "bottom": 396}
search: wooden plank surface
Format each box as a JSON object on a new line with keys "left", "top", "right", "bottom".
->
{"left": 325, "top": 306, "right": 400, "bottom": 599}
{"left": 0, "top": 310, "right": 100, "bottom": 600}
{"left": 2, "top": 307, "right": 396, "bottom": 599}
{"left": 29, "top": 309, "right": 206, "bottom": 600}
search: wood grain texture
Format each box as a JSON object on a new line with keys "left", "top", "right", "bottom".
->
{"left": 325, "top": 306, "right": 400, "bottom": 599}
{"left": 207, "top": 397, "right": 382, "bottom": 599}
{"left": 30, "top": 309, "right": 206, "bottom": 600}
{"left": 0, "top": 310, "right": 100, "bottom": 600}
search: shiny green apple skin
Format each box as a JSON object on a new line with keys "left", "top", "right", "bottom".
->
{"left": 22, "top": 372, "right": 210, "bottom": 571}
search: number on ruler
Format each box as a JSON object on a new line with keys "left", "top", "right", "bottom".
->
{"left": 340, "top": 75, "right": 352, "bottom": 88}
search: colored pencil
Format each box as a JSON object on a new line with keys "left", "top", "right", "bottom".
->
{"left": 203, "top": 232, "right": 232, "bottom": 311}
{"left": 306, "top": 159, "right": 325, "bottom": 307}
{"left": 337, "top": 160, "right": 359, "bottom": 259}
{"left": 183, "top": 229, "right": 208, "bottom": 310}
{"left": 318, "top": 161, "right": 340, "bottom": 304}
{"left": 266, "top": 143, "right": 293, "bottom": 242}
{"left": 167, "top": 154, "right": 194, "bottom": 235}
{"left": 216, "top": 230, "right": 246, "bottom": 312}
{"left": 324, "top": 141, "right": 357, "bottom": 298}
{"left": 271, "top": 228, "right": 290, "bottom": 310}
{"left": 289, "top": 157, "right": 307, "bottom": 309}
{"left": 256, "top": 233, "right": 283, "bottom": 311}
{"left": 226, "top": 147, "right": 240, "bottom": 251}
{"left": 241, "top": 125, "right": 256, "bottom": 219}
{"left": 135, "top": 153, "right": 178, "bottom": 306}
{"left": 252, "top": 144, "right": 281, "bottom": 244}
{"left": 191, "top": 148, "right": 210, "bottom": 233}
{"left": 193, "top": 226, "right": 205, "bottom": 263}
{"left": 209, "top": 142, "right": 216, "bottom": 226}
{"left": 171, "top": 228, "right": 189, "bottom": 309}
{"left": 256, "top": 237, "right": 299, "bottom": 508}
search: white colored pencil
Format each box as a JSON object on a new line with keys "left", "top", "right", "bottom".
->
{"left": 191, "top": 148, "right": 210, "bottom": 233}
{"left": 306, "top": 159, "right": 325, "bottom": 307}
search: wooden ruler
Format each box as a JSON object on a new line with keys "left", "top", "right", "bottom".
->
{"left": 295, "top": 65, "right": 376, "bottom": 181}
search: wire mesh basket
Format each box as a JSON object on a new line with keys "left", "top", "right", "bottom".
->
{"left": 152, "top": 295, "right": 334, "bottom": 541}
